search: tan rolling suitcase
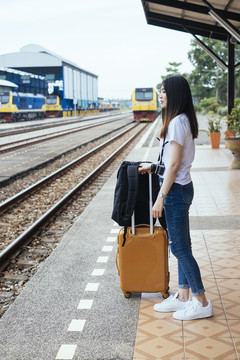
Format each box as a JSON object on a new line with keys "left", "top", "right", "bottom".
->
{"left": 116, "top": 173, "right": 169, "bottom": 298}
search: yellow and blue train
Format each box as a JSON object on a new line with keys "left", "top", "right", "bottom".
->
{"left": 0, "top": 91, "right": 120, "bottom": 122}
{"left": 132, "top": 87, "right": 160, "bottom": 122}
{"left": 111, "top": 101, "right": 120, "bottom": 110}
{"left": 0, "top": 91, "right": 45, "bottom": 121}
{"left": 44, "top": 95, "right": 63, "bottom": 117}
{"left": 0, "top": 92, "right": 72, "bottom": 121}
{"left": 99, "top": 100, "right": 120, "bottom": 112}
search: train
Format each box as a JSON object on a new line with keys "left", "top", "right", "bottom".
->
{"left": 132, "top": 87, "right": 160, "bottom": 122}
{"left": 99, "top": 100, "right": 120, "bottom": 112}
{"left": 0, "top": 91, "right": 45, "bottom": 121}
{"left": 99, "top": 101, "right": 111, "bottom": 112}
{"left": 44, "top": 95, "right": 63, "bottom": 117}
{"left": 0, "top": 91, "right": 120, "bottom": 122}
{"left": 111, "top": 101, "right": 120, "bottom": 110}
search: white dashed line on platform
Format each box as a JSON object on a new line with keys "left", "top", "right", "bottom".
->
{"left": 97, "top": 256, "right": 109, "bottom": 263}
{"left": 91, "top": 269, "right": 105, "bottom": 276}
{"left": 106, "top": 236, "right": 117, "bottom": 242}
{"left": 56, "top": 344, "right": 77, "bottom": 359}
{"left": 56, "top": 225, "right": 118, "bottom": 359}
{"left": 102, "top": 245, "right": 113, "bottom": 252}
{"left": 77, "top": 299, "right": 93, "bottom": 309}
{"left": 110, "top": 229, "right": 119, "bottom": 233}
{"left": 85, "top": 282, "right": 99, "bottom": 291}
{"left": 67, "top": 319, "right": 86, "bottom": 332}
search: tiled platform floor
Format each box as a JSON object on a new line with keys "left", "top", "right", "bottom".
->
{"left": 134, "top": 146, "right": 240, "bottom": 360}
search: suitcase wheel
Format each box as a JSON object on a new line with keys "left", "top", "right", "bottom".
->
{"left": 162, "top": 291, "right": 169, "bottom": 299}
{"left": 124, "top": 292, "right": 131, "bottom": 298}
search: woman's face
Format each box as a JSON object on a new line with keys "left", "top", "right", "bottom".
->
{"left": 159, "top": 86, "right": 167, "bottom": 109}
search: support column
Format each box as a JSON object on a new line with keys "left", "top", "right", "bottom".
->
{"left": 228, "top": 37, "right": 235, "bottom": 115}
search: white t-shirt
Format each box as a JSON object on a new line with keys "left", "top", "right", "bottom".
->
{"left": 159, "top": 113, "right": 195, "bottom": 185}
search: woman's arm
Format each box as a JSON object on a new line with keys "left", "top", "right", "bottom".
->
{"left": 152, "top": 141, "right": 183, "bottom": 218}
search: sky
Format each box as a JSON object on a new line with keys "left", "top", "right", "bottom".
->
{"left": 1, "top": 0, "right": 195, "bottom": 99}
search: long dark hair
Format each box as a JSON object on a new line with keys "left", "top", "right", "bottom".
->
{"left": 160, "top": 76, "right": 198, "bottom": 139}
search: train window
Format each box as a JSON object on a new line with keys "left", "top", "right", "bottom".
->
{"left": 0, "top": 93, "right": 10, "bottom": 104}
{"left": 46, "top": 96, "right": 57, "bottom": 105}
{"left": 135, "top": 90, "right": 153, "bottom": 101}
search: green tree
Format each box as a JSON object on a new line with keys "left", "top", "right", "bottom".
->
{"left": 235, "top": 67, "right": 240, "bottom": 98}
{"left": 156, "top": 41, "right": 240, "bottom": 104}
{"left": 187, "top": 37, "right": 228, "bottom": 104}
{"left": 156, "top": 62, "right": 188, "bottom": 90}
{"left": 188, "top": 37, "right": 240, "bottom": 105}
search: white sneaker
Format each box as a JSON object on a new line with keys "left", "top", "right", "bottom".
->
{"left": 154, "top": 292, "right": 191, "bottom": 312}
{"left": 173, "top": 296, "right": 213, "bottom": 320}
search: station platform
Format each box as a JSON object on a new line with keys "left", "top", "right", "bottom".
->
{"left": 0, "top": 120, "right": 240, "bottom": 360}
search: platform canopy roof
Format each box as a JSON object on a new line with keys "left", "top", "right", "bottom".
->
{"left": 0, "top": 44, "right": 97, "bottom": 77}
{"left": 141, "top": 0, "right": 240, "bottom": 43}
{"left": 141, "top": 0, "right": 240, "bottom": 113}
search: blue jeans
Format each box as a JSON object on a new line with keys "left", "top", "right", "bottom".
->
{"left": 164, "top": 182, "right": 205, "bottom": 296}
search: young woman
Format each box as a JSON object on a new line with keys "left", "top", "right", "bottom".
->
{"left": 138, "top": 76, "right": 213, "bottom": 320}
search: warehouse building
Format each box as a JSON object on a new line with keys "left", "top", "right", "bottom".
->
{"left": 0, "top": 44, "right": 99, "bottom": 115}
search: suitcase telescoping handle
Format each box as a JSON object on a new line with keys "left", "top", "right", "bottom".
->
{"left": 131, "top": 172, "right": 154, "bottom": 235}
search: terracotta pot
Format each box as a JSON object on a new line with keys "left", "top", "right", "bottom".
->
{"left": 225, "top": 136, "right": 240, "bottom": 169}
{"left": 225, "top": 129, "right": 236, "bottom": 138}
{"left": 209, "top": 132, "right": 221, "bottom": 149}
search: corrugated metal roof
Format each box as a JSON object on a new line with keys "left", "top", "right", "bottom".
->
{"left": 0, "top": 80, "right": 18, "bottom": 88}
{"left": 141, "top": 0, "right": 240, "bottom": 42}
{"left": 0, "top": 44, "right": 98, "bottom": 77}
{"left": 20, "top": 44, "right": 79, "bottom": 68}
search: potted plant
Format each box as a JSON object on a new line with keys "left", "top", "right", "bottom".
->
{"left": 207, "top": 114, "right": 222, "bottom": 149}
{"left": 225, "top": 98, "right": 240, "bottom": 169}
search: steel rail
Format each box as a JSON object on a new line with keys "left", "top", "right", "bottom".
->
{"left": 0, "top": 116, "right": 85, "bottom": 137}
{"left": 0, "top": 122, "right": 138, "bottom": 213}
{"left": 0, "top": 123, "right": 147, "bottom": 269}
{"left": 0, "top": 115, "right": 132, "bottom": 154}
{"left": 0, "top": 112, "right": 123, "bottom": 138}
{"left": 0, "top": 119, "right": 108, "bottom": 148}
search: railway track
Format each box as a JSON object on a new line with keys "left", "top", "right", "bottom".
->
{"left": 0, "top": 115, "right": 84, "bottom": 137}
{"left": 0, "top": 122, "right": 132, "bottom": 203}
{"left": 0, "top": 121, "right": 148, "bottom": 316}
{"left": 0, "top": 122, "right": 147, "bottom": 268}
{"left": 0, "top": 114, "right": 129, "bottom": 153}
{"left": 0, "top": 112, "right": 119, "bottom": 137}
